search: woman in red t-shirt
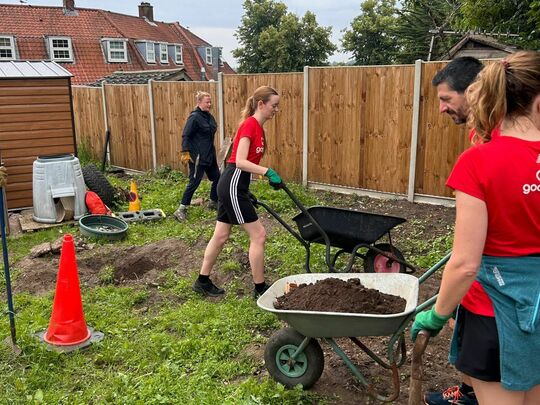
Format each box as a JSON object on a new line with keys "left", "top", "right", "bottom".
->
{"left": 413, "top": 51, "right": 540, "bottom": 404}
{"left": 192, "top": 86, "right": 282, "bottom": 298}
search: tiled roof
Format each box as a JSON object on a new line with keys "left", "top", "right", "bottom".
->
{"left": 0, "top": 3, "right": 235, "bottom": 84}
{"left": 89, "top": 68, "right": 190, "bottom": 86}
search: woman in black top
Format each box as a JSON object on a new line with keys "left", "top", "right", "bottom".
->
{"left": 174, "top": 91, "right": 220, "bottom": 221}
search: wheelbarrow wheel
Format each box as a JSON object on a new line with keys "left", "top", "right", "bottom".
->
{"left": 364, "top": 243, "right": 405, "bottom": 273}
{"left": 264, "top": 327, "right": 324, "bottom": 389}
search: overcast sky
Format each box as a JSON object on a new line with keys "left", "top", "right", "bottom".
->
{"left": 2, "top": 0, "right": 358, "bottom": 67}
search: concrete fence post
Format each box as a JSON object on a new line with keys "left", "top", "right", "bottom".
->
{"left": 407, "top": 59, "right": 422, "bottom": 202}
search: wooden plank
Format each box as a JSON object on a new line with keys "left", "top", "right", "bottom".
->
{"left": 5, "top": 197, "right": 33, "bottom": 210}
{"left": 2, "top": 145, "right": 75, "bottom": 158}
{"left": 2, "top": 136, "right": 75, "bottom": 149}
{"left": 0, "top": 111, "right": 72, "bottom": 124}
{"left": 6, "top": 173, "right": 32, "bottom": 184}
{"left": 0, "top": 78, "right": 70, "bottom": 87}
{"left": 0, "top": 128, "right": 73, "bottom": 141}
{"left": 0, "top": 87, "right": 70, "bottom": 97}
{"left": 1, "top": 156, "right": 36, "bottom": 167}
{"left": 0, "top": 95, "right": 69, "bottom": 105}
{"left": 0, "top": 103, "right": 72, "bottom": 114}
{"left": 18, "top": 210, "right": 76, "bottom": 232}
{"left": 106, "top": 85, "right": 153, "bottom": 171}
{"left": 0, "top": 119, "right": 73, "bottom": 132}
{"left": 0, "top": 165, "right": 32, "bottom": 175}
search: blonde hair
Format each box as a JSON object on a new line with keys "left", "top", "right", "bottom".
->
{"left": 196, "top": 91, "right": 211, "bottom": 103}
{"left": 240, "top": 85, "right": 279, "bottom": 122}
{"left": 467, "top": 51, "right": 540, "bottom": 143}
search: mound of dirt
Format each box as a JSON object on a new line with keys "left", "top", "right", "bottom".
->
{"left": 274, "top": 278, "right": 406, "bottom": 314}
{"left": 13, "top": 238, "right": 200, "bottom": 295}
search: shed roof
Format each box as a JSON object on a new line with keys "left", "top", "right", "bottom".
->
{"left": 0, "top": 61, "right": 73, "bottom": 79}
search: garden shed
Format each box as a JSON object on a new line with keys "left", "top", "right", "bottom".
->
{"left": 0, "top": 61, "right": 77, "bottom": 210}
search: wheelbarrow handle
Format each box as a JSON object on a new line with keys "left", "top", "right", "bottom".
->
{"left": 408, "top": 330, "right": 431, "bottom": 405}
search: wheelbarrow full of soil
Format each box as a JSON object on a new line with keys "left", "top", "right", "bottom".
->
{"left": 251, "top": 184, "right": 417, "bottom": 274}
{"left": 257, "top": 256, "right": 449, "bottom": 403}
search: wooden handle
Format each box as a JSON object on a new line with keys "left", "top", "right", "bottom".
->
{"left": 408, "top": 330, "right": 430, "bottom": 405}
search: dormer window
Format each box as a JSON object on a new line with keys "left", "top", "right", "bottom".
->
{"left": 218, "top": 48, "right": 224, "bottom": 67}
{"left": 174, "top": 45, "right": 183, "bottom": 64}
{"left": 159, "top": 43, "right": 168, "bottom": 63}
{"left": 0, "top": 36, "right": 15, "bottom": 60}
{"left": 146, "top": 42, "right": 155, "bottom": 63}
{"left": 103, "top": 39, "right": 128, "bottom": 63}
{"left": 205, "top": 47, "right": 212, "bottom": 65}
{"left": 48, "top": 37, "right": 73, "bottom": 62}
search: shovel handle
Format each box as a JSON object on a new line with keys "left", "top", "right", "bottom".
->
{"left": 408, "top": 330, "right": 431, "bottom": 405}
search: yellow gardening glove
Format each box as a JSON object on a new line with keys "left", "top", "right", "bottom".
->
{"left": 180, "top": 151, "right": 192, "bottom": 165}
{"left": 0, "top": 166, "right": 7, "bottom": 188}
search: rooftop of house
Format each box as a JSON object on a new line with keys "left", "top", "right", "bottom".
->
{"left": 0, "top": 2, "right": 235, "bottom": 84}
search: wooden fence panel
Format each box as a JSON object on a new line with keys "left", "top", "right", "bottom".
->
{"left": 72, "top": 86, "right": 105, "bottom": 161}
{"left": 415, "top": 62, "right": 470, "bottom": 198}
{"left": 105, "top": 85, "right": 153, "bottom": 171}
{"left": 222, "top": 73, "right": 304, "bottom": 182}
{"left": 308, "top": 66, "right": 414, "bottom": 193}
{"left": 152, "top": 81, "right": 218, "bottom": 172}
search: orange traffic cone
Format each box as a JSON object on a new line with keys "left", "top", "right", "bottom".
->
{"left": 128, "top": 179, "right": 141, "bottom": 212}
{"left": 43, "top": 234, "right": 91, "bottom": 346}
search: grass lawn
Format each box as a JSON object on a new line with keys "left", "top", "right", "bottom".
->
{"left": 0, "top": 166, "right": 453, "bottom": 404}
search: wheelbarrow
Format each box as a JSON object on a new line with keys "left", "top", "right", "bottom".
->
{"left": 257, "top": 253, "right": 450, "bottom": 402}
{"left": 251, "top": 184, "right": 417, "bottom": 274}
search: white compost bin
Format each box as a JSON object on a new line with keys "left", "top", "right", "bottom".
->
{"left": 32, "top": 154, "right": 87, "bottom": 223}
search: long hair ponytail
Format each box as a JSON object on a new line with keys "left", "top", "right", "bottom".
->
{"left": 467, "top": 51, "right": 540, "bottom": 142}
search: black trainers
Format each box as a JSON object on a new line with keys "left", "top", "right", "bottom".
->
{"left": 192, "top": 278, "right": 225, "bottom": 297}
{"left": 424, "top": 385, "right": 478, "bottom": 405}
{"left": 253, "top": 282, "right": 271, "bottom": 299}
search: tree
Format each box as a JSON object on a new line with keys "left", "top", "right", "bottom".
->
{"left": 393, "top": 0, "right": 462, "bottom": 63}
{"left": 341, "top": 0, "right": 399, "bottom": 65}
{"left": 457, "top": 0, "right": 540, "bottom": 49}
{"left": 233, "top": 0, "right": 336, "bottom": 73}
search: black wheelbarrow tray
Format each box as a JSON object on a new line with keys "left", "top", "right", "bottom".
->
{"left": 256, "top": 254, "right": 449, "bottom": 403}
{"left": 252, "top": 184, "right": 417, "bottom": 274}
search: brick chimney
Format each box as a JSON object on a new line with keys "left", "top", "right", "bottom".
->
{"left": 138, "top": 2, "right": 154, "bottom": 22}
{"left": 63, "top": 0, "right": 77, "bottom": 15}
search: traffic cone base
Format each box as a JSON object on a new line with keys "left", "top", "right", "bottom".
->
{"left": 40, "top": 234, "right": 97, "bottom": 348}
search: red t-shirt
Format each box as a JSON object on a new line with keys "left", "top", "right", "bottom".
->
{"left": 227, "top": 116, "right": 265, "bottom": 165}
{"left": 447, "top": 135, "right": 540, "bottom": 316}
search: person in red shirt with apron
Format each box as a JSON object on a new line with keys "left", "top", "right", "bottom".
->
{"left": 192, "top": 86, "right": 282, "bottom": 298}
{"left": 412, "top": 51, "right": 540, "bottom": 404}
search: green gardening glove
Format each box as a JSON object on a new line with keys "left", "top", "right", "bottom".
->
{"left": 265, "top": 168, "right": 282, "bottom": 188}
{"left": 411, "top": 307, "right": 452, "bottom": 342}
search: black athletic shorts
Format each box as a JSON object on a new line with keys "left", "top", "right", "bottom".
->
{"left": 216, "top": 164, "right": 258, "bottom": 225}
{"left": 454, "top": 306, "right": 501, "bottom": 382}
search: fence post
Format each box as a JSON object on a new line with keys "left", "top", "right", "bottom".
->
{"left": 101, "top": 82, "right": 110, "bottom": 165}
{"left": 147, "top": 79, "right": 157, "bottom": 171}
{"left": 407, "top": 59, "right": 422, "bottom": 202}
{"left": 303, "top": 65, "right": 309, "bottom": 187}
{"left": 218, "top": 72, "right": 225, "bottom": 145}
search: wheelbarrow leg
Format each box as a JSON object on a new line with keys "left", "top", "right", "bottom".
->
{"left": 408, "top": 330, "right": 431, "bottom": 405}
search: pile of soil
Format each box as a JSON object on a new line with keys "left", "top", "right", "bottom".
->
{"left": 274, "top": 278, "right": 406, "bottom": 314}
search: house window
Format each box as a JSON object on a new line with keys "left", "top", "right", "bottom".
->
{"left": 218, "top": 48, "right": 224, "bottom": 66}
{"left": 106, "top": 40, "right": 128, "bottom": 62}
{"left": 205, "top": 47, "right": 212, "bottom": 65}
{"left": 146, "top": 42, "right": 156, "bottom": 63}
{"left": 48, "top": 37, "right": 73, "bottom": 62}
{"left": 0, "top": 36, "right": 15, "bottom": 60}
{"left": 174, "top": 45, "right": 183, "bottom": 64}
{"left": 159, "top": 43, "right": 168, "bottom": 63}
